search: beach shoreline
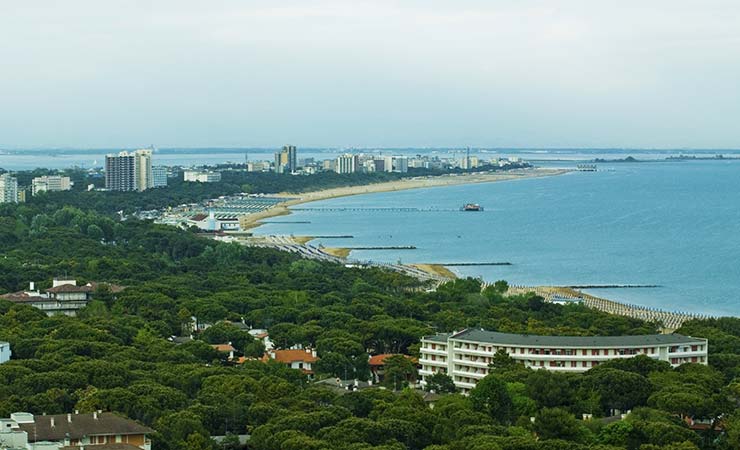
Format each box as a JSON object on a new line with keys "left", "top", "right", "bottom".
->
{"left": 239, "top": 167, "right": 570, "bottom": 230}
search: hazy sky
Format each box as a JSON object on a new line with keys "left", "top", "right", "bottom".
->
{"left": 2, "top": 1, "right": 740, "bottom": 148}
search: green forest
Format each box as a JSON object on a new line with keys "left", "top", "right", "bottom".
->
{"left": 1, "top": 172, "right": 739, "bottom": 450}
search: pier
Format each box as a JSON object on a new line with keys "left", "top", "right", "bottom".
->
{"left": 263, "top": 220, "right": 312, "bottom": 224}
{"left": 566, "top": 284, "right": 660, "bottom": 289}
{"left": 311, "top": 235, "right": 354, "bottom": 239}
{"left": 345, "top": 246, "right": 417, "bottom": 250}
{"left": 291, "top": 207, "right": 459, "bottom": 212}
{"left": 442, "top": 262, "right": 512, "bottom": 266}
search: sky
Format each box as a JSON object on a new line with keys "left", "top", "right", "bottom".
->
{"left": 1, "top": 0, "right": 740, "bottom": 149}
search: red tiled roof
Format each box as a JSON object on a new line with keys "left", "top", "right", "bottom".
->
{"left": 369, "top": 354, "right": 418, "bottom": 366}
{"left": 211, "top": 344, "right": 236, "bottom": 353}
{"left": 269, "top": 349, "right": 319, "bottom": 364}
{"left": 191, "top": 213, "right": 208, "bottom": 221}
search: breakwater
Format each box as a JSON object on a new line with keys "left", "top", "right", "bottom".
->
{"left": 499, "top": 284, "right": 713, "bottom": 331}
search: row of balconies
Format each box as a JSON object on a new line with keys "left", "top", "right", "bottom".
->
{"left": 418, "top": 357, "right": 448, "bottom": 367}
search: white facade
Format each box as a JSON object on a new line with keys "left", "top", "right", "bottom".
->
{"left": 0, "top": 341, "right": 10, "bottom": 364}
{"left": 32, "top": 176, "right": 72, "bottom": 195}
{"left": 335, "top": 154, "right": 358, "bottom": 174}
{"left": 184, "top": 170, "right": 222, "bottom": 182}
{"left": 0, "top": 174, "right": 18, "bottom": 203}
{"left": 420, "top": 329, "right": 708, "bottom": 393}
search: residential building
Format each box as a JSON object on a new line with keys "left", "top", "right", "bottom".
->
{"left": 0, "top": 279, "right": 125, "bottom": 317}
{"left": 419, "top": 329, "right": 708, "bottom": 393}
{"left": 211, "top": 343, "right": 236, "bottom": 360}
{"left": 183, "top": 170, "right": 222, "bottom": 183}
{"left": 105, "top": 152, "right": 136, "bottom": 191}
{"left": 0, "top": 411, "right": 153, "bottom": 450}
{"left": 263, "top": 348, "right": 319, "bottom": 375}
{"left": 0, "top": 173, "right": 18, "bottom": 203}
{"left": 392, "top": 156, "right": 409, "bottom": 173}
{"left": 0, "top": 341, "right": 10, "bottom": 364}
{"left": 335, "top": 154, "right": 359, "bottom": 174}
{"left": 134, "top": 149, "right": 153, "bottom": 191}
{"left": 105, "top": 149, "right": 153, "bottom": 191}
{"left": 369, "top": 354, "right": 417, "bottom": 383}
{"left": 32, "top": 175, "right": 72, "bottom": 195}
{"left": 152, "top": 166, "right": 168, "bottom": 187}
{"left": 274, "top": 145, "right": 297, "bottom": 174}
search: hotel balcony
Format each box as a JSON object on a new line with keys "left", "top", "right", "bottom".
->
{"left": 421, "top": 347, "right": 449, "bottom": 356}
{"left": 418, "top": 357, "right": 448, "bottom": 367}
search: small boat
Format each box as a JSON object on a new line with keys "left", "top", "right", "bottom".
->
{"left": 461, "top": 203, "right": 483, "bottom": 211}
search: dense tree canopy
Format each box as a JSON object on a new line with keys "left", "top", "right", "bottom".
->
{"left": 0, "top": 169, "right": 738, "bottom": 450}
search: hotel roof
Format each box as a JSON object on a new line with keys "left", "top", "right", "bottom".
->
{"left": 425, "top": 329, "right": 705, "bottom": 348}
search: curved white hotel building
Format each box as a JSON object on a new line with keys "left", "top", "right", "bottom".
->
{"left": 419, "top": 329, "right": 708, "bottom": 393}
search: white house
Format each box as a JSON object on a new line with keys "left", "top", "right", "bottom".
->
{"left": 0, "top": 341, "right": 10, "bottom": 364}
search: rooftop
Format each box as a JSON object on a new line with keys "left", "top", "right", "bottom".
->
{"left": 425, "top": 329, "right": 706, "bottom": 348}
{"left": 268, "top": 349, "right": 319, "bottom": 364}
{"left": 16, "top": 412, "right": 153, "bottom": 442}
{"left": 368, "top": 354, "right": 418, "bottom": 366}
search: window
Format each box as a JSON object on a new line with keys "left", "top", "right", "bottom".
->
{"left": 691, "top": 345, "right": 697, "bottom": 351}
{"left": 582, "top": 349, "right": 587, "bottom": 356}
{"left": 592, "top": 349, "right": 599, "bottom": 356}
{"left": 431, "top": 344, "right": 436, "bottom": 350}
{"left": 570, "top": 361, "right": 577, "bottom": 367}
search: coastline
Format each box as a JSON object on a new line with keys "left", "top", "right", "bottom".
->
{"left": 239, "top": 167, "right": 569, "bottom": 230}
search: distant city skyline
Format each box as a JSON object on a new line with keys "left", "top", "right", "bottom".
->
{"left": 2, "top": 1, "right": 740, "bottom": 148}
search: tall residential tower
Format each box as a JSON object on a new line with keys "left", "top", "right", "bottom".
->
{"left": 0, "top": 174, "right": 19, "bottom": 203}
{"left": 105, "top": 149, "right": 154, "bottom": 191}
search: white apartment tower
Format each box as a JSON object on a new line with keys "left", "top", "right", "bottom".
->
{"left": 335, "top": 154, "right": 358, "bottom": 174}
{"left": 0, "top": 173, "right": 18, "bottom": 203}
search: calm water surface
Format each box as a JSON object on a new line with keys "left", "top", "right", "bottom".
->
{"left": 255, "top": 161, "right": 740, "bottom": 317}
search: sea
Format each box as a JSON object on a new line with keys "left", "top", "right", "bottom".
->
{"left": 3, "top": 148, "right": 739, "bottom": 316}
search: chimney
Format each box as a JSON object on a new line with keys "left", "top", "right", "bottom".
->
{"left": 93, "top": 411, "right": 98, "bottom": 420}
{"left": 74, "top": 410, "right": 79, "bottom": 414}
{"left": 67, "top": 414, "right": 72, "bottom": 423}
{"left": 51, "top": 418, "right": 55, "bottom": 428}
{"left": 29, "top": 281, "right": 35, "bottom": 291}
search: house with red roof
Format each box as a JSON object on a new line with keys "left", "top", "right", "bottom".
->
{"left": 368, "top": 354, "right": 418, "bottom": 383}
{"left": 263, "top": 348, "right": 319, "bottom": 376}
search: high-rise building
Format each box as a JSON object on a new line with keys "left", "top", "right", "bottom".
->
{"left": 335, "top": 154, "right": 359, "bottom": 174}
{"left": 105, "top": 149, "right": 154, "bottom": 191}
{"left": 392, "top": 156, "right": 409, "bottom": 173}
{"left": 32, "top": 176, "right": 72, "bottom": 195}
{"left": 135, "top": 149, "right": 153, "bottom": 191}
{"left": 0, "top": 174, "right": 19, "bottom": 203}
{"left": 105, "top": 152, "right": 136, "bottom": 191}
{"left": 274, "top": 145, "right": 297, "bottom": 174}
{"left": 152, "top": 166, "right": 168, "bottom": 188}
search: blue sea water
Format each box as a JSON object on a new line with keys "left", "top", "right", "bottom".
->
{"left": 254, "top": 161, "right": 740, "bottom": 317}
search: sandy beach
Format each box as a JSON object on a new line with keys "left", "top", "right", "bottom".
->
{"left": 239, "top": 167, "right": 569, "bottom": 230}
